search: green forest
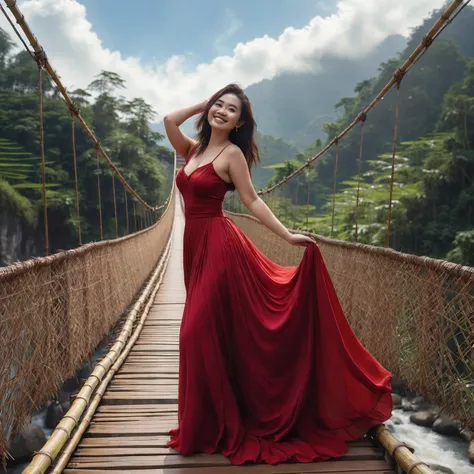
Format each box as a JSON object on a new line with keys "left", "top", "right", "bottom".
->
{"left": 255, "top": 5, "right": 474, "bottom": 266}
{"left": 0, "top": 28, "right": 173, "bottom": 265}
{"left": 1, "top": 4, "right": 474, "bottom": 268}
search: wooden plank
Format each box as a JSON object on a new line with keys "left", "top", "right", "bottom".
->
{"left": 66, "top": 458, "right": 388, "bottom": 471}
{"left": 68, "top": 453, "right": 229, "bottom": 468}
{"left": 97, "top": 404, "right": 178, "bottom": 412}
{"left": 116, "top": 367, "right": 179, "bottom": 373}
{"left": 107, "top": 387, "right": 178, "bottom": 393}
{"left": 78, "top": 436, "right": 172, "bottom": 447}
{"left": 72, "top": 446, "right": 381, "bottom": 461}
{"left": 109, "top": 380, "right": 178, "bottom": 386}
{"left": 64, "top": 463, "right": 392, "bottom": 474}
{"left": 91, "top": 416, "right": 177, "bottom": 423}
{"left": 112, "top": 374, "right": 179, "bottom": 380}
{"left": 129, "top": 345, "right": 180, "bottom": 352}
{"left": 85, "top": 424, "right": 174, "bottom": 435}
{"left": 75, "top": 447, "right": 178, "bottom": 456}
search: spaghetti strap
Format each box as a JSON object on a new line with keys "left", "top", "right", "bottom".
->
{"left": 211, "top": 144, "right": 230, "bottom": 163}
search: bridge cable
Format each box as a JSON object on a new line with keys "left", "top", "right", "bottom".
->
{"left": 96, "top": 148, "right": 104, "bottom": 240}
{"left": 252, "top": 0, "right": 467, "bottom": 247}
{"left": 0, "top": 2, "right": 33, "bottom": 57}
{"left": 70, "top": 114, "right": 82, "bottom": 246}
{"left": 293, "top": 175, "right": 300, "bottom": 229}
{"left": 385, "top": 74, "right": 403, "bottom": 247}
{"left": 35, "top": 49, "right": 49, "bottom": 255}
{"left": 354, "top": 113, "right": 367, "bottom": 242}
{"left": 2, "top": 0, "right": 165, "bottom": 213}
{"left": 305, "top": 170, "right": 311, "bottom": 229}
{"left": 112, "top": 173, "right": 119, "bottom": 238}
{"left": 330, "top": 140, "right": 340, "bottom": 237}
{"left": 133, "top": 198, "right": 137, "bottom": 232}
{"left": 124, "top": 185, "right": 130, "bottom": 234}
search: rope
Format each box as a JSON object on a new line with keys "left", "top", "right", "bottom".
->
{"left": 36, "top": 58, "right": 49, "bottom": 256}
{"left": 331, "top": 140, "right": 339, "bottom": 237}
{"left": 256, "top": 0, "right": 465, "bottom": 196}
{"left": 0, "top": 2, "right": 33, "bottom": 57}
{"left": 124, "top": 185, "right": 129, "bottom": 234}
{"left": 96, "top": 149, "right": 103, "bottom": 240}
{"left": 71, "top": 115, "right": 82, "bottom": 246}
{"left": 354, "top": 113, "right": 366, "bottom": 241}
{"left": 3, "top": 0, "right": 165, "bottom": 212}
{"left": 112, "top": 173, "right": 118, "bottom": 238}
{"left": 293, "top": 177, "right": 300, "bottom": 228}
{"left": 386, "top": 81, "right": 402, "bottom": 247}
{"left": 305, "top": 173, "right": 311, "bottom": 228}
{"left": 133, "top": 199, "right": 137, "bottom": 232}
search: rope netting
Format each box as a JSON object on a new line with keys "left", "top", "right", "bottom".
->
{"left": 0, "top": 0, "right": 177, "bottom": 462}
{"left": 224, "top": 0, "right": 473, "bottom": 433}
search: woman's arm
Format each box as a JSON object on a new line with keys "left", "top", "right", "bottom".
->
{"left": 228, "top": 147, "right": 314, "bottom": 246}
{"left": 163, "top": 100, "right": 207, "bottom": 158}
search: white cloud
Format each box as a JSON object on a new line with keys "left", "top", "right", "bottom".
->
{"left": 0, "top": 0, "right": 447, "bottom": 120}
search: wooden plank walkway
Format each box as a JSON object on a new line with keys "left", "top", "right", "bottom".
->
{"left": 64, "top": 198, "right": 395, "bottom": 474}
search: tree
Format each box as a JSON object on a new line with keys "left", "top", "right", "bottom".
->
{"left": 88, "top": 70, "right": 126, "bottom": 95}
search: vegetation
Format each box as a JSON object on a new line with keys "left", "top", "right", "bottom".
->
{"left": 0, "top": 29, "right": 173, "bottom": 263}
{"left": 259, "top": 5, "right": 474, "bottom": 266}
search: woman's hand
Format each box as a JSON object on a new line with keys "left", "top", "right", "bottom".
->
{"left": 198, "top": 99, "right": 208, "bottom": 112}
{"left": 286, "top": 233, "right": 316, "bottom": 247}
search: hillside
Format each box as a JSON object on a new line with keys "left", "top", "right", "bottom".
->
{"left": 253, "top": 131, "right": 298, "bottom": 189}
{"left": 245, "top": 35, "right": 407, "bottom": 150}
{"left": 0, "top": 39, "right": 173, "bottom": 264}
{"left": 274, "top": 5, "right": 474, "bottom": 265}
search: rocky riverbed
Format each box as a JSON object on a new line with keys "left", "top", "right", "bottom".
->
{"left": 389, "top": 392, "right": 473, "bottom": 473}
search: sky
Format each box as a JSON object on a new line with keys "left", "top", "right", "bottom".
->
{"left": 0, "top": 0, "right": 447, "bottom": 121}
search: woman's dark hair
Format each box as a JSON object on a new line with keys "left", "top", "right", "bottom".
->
{"left": 194, "top": 83, "right": 260, "bottom": 172}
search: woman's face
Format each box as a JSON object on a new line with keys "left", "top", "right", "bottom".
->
{"left": 207, "top": 93, "right": 244, "bottom": 132}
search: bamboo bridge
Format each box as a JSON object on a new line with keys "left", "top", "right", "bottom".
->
{"left": 0, "top": 1, "right": 473, "bottom": 474}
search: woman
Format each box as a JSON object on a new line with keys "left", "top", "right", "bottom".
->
{"left": 164, "top": 83, "right": 392, "bottom": 465}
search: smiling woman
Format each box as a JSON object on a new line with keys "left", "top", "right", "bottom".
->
{"left": 163, "top": 83, "right": 392, "bottom": 465}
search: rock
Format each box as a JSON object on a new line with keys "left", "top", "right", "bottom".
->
{"left": 469, "top": 439, "right": 474, "bottom": 464}
{"left": 390, "top": 416, "right": 403, "bottom": 425}
{"left": 413, "top": 402, "right": 434, "bottom": 412}
{"left": 402, "top": 402, "right": 417, "bottom": 412}
{"left": 391, "top": 393, "right": 402, "bottom": 407}
{"left": 9, "top": 424, "right": 47, "bottom": 462}
{"left": 45, "top": 401, "right": 65, "bottom": 429}
{"left": 429, "top": 464, "right": 455, "bottom": 474}
{"left": 61, "top": 375, "right": 81, "bottom": 394}
{"left": 391, "top": 377, "right": 409, "bottom": 396}
{"left": 410, "top": 395, "right": 424, "bottom": 405}
{"left": 410, "top": 411, "right": 438, "bottom": 428}
{"left": 460, "top": 428, "right": 473, "bottom": 442}
{"left": 432, "top": 415, "right": 462, "bottom": 436}
{"left": 77, "top": 361, "right": 93, "bottom": 380}
{"left": 385, "top": 421, "right": 395, "bottom": 434}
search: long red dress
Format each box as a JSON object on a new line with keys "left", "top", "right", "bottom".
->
{"left": 168, "top": 148, "right": 392, "bottom": 465}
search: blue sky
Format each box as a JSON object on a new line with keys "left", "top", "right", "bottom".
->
{"left": 0, "top": 0, "right": 445, "bottom": 120}
{"left": 79, "top": 0, "right": 336, "bottom": 66}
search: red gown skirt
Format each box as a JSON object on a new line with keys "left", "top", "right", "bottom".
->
{"left": 168, "top": 160, "right": 392, "bottom": 465}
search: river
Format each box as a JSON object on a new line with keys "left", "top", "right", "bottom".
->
{"left": 390, "top": 409, "right": 473, "bottom": 474}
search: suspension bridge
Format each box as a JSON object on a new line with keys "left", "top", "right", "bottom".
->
{"left": 0, "top": 1, "right": 473, "bottom": 473}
